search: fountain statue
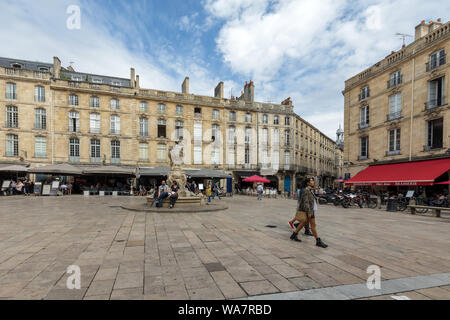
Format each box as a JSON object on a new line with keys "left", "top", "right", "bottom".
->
{"left": 167, "top": 140, "right": 189, "bottom": 197}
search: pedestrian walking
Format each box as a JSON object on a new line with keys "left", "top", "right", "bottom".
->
{"left": 289, "top": 187, "right": 314, "bottom": 236}
{"left": 257, "top": 183, "right": 264, "bottom": 200}
{"left": 290, "top": 178, "right": 328, "bottom": 248}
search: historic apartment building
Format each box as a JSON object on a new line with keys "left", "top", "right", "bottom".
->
{"left": 0, "top": 55, "right": 341, "bottom": 191}
{"left": 343, "top": 19, "right": 450, "bottom": 180}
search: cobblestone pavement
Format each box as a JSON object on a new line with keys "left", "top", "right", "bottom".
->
{"left": 0, "top": 195, "right": 449, "bottom": 300}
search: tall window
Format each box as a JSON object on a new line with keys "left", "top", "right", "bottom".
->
{"left": 90, "top": 113, "right": 100, "bottom": 134}
{"left": 274, "top": 115, "right": 279, "bottom": 125}
{"left": 35, "top": 137, "right": 47, "bottom": 158}
{"left": 69, "top": 138, "right": 80, "bottom": 162}
{"left": 261, "top": 128, "right": 268, "bottom": 145}
{"left": 245, "top": 113, "right": 252, "bottom": 123}
{"left": 244, "top": 147, "right": 250, "bottom": 165}
{"left": 140, "top": 118, "right": 149, "bottom": 137}
{"left": 388, "top": 128, "right": 401, "bottom": 153}
{"left": 194, "top": 108, "right": 202, "bottom": 118}
{"left": 34, "top": 86, "right": 45, "bottom": 102}
{"left": 212, "top": 146, "right": 220, "bottom": 165}
{"left": 272, "top": 150, "right": 279, "bottom": 171}
{"left": 6, "top": 106, "right": 18, "bottom": 128}
{"left": 360, "top": 86, "right": 370, "bottom": 100}
{"left": 194, "top": 121, "right": 202, "bottom": 164}
{"left": 69, "top": 94, "right": 78, "bottom": 106}
{"left": 245, "top": 127, "right": 251, "bottom": 144}
{"left": 285, "top": 117, "right": 290, "bottom": 126}
{"left": 428, "top": 77, "right": 445, "bottom": 109}
{"left": 429, "top": 49, "right": 446, "bottom": 70}
{"left": 228, "top": 126, "right": 236, "bottom": 143}
{"left": 158, "top": 103, "right": 166, "bottom": 114}
{"left": 110, "top": 98, "right": 120, "bottom": 110}
{"left": 157, "top": 119, "right": 166, "bottom": 138}
{"left": 69, "top": 112, "right": 80, "bottom": 132}
{"left": 110, "top": 115, "right": 120, "bottom": 134}
{"left": 6, "top": 134, "right": 18, "bottom": 157}
{"left": 176, "top": 105, "right": 183, "bottom": 115}
{"left": 90, "top": 96, "right": 100, "bottom": 108}
{"left": 212, "top": 109, "right": 219, "bottom": 120}
{"left": 212, "top": 124, "right": 219, "bottom": 142}
{"left": 157, "top": 144, "right": 166, "bottom": 162}
{"left": 229, "top": 111, "right": 236, "bottom": 121}
{"left": 273, "top": 129, "right": 280, "bottom": 146}
{"left": 35, "top": 108, "right": 46, "bottom": 130}
{"left": 360, "top": 136, "right": 369, "bottom": 159}
{"left": 285, "top": 151, "right": 291, "bottom": 169}
{"left": 389, "top": 71, "right": 402, "bottom": 88}
{"left": 140, "top": 102, "right": 148, "bottom": 113}
{"left": 139, "top": 143, "right": 149, "bottom": 161}
{"left": 90, "top": 139, "right": 101, "bottom": 162}
{"left": 262, "top": 114, "right": 268, "bottom": 124}
{"left": 285, "top": 130, "right": 291, "bottom": 146}
{"left": 111, "top": 141, "right": 120, "bottom": 163}
{"left": 6, "top": 83, "right": 17, "bottom": 100}
{"left": 427, "top": 118, "right": 443, "bottom": 150}
{"left": 360, "top": 106, "right": 370, "bottom": 128}
{"left": 175, "top": 121, "right": 184, "bottom": 140}
{"left": 389, "top": 93, "right": 402, "bottom": 120}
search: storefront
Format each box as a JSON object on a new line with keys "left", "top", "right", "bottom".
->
{"left": 345, "top": 158, "right": 450, "bottom": 195}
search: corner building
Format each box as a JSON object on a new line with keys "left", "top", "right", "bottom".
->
{"left": 0, "top": 56, "right": 341, "bottom": 192}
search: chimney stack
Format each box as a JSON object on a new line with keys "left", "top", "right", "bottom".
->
{"left": 182, "top": 77, "right": 189, "bottom": 94}
{"left": 130, "top": 68, "right": 136, "bottom": 88}
{"left": 136, "top": 75, "right": 140, "bottom": 89}
{"left": 53, "top": 56, "right": 61, "bottom": 78}
{"left": 243, "top": 80, "right": 255, "bottom": 102}
{"left": 415, "top": 20, "right": 429, "bottom": 40}
{"left": 214, "top": 81, "right": 224, "bottom": 99}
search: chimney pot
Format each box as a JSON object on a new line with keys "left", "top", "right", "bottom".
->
{"left": 437, "top": 18, "right": 441, "bottom": 22}
{"left": 182, "top": 77, "right": 189, "bottom": 94}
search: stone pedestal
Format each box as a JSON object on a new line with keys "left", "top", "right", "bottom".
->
{"left": 146, "top": 195, "right": 204, "bottom": 208}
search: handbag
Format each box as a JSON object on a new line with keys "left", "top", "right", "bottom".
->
{"left": 295, "top": 210, "right": 308, "bottom": 224}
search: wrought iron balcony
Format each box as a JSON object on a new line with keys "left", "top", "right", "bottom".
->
{"left": 426, "top": 54, "right": 446, "bottom": 72}
{"left": 358, "top": 122, "right": 370, "bottom": 130}
{"left": 387, "top": 111, "right": 402, "bottom": 121}
{"left": 387, "top": 75, "right": 402, "bottom": 89}
{"left": 425, "top": 97, "right": 446, "bottom": 110}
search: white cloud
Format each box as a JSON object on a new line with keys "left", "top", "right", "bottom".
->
{"left": 205, "top": 0, "right": 450, "bottom": 138}
{"left": 0, "top": 0, "right": 228, "bottom": 97}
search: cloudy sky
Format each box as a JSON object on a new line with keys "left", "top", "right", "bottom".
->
{"left": 1, "top": 0, "right": 448, "bottom": 138}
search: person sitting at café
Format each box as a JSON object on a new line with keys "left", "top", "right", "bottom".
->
{"left": 16, "top": 180, "right": 24, "bottom": 195}
{"left": 430, "top": 193, "right": 445, "bottom": 206}
{"left": 150, "top": 180, "right": 170, "bottom": 208}
{"left": 169, "top": 181, "right": 179, "bottom": 209}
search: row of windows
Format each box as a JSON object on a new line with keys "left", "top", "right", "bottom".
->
{"left": 5, "top": 83, "right": 45, "bottom": 102}
{"left": 359, "top": 75, "right": 446, "bottom": 129}
{"left": 359, "top": 49, "right": 446, "bottom": 102}
{"left": 4, "top": 106, "right": 46, "bottom": 129}
{"left": 359, "top": 118, "right": 444, "bottom": 159}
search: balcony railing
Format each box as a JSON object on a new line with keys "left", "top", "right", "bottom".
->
{"left": 358, "top": 155, "right": 368, "bottom": 160}
{"left": 358, "top": 122, "right": 370, "bottom": 130}
{"left": 69, "top": 156, "right": 80, "bottom": 163}
{"left": 423, "top": 144, "right": 443, "bottom": 152}
{"left": 6, "top": 93, "right": 17, "bottom": 100}
{"left": 91, "top": 157, "right": 101, "bottom": 163}
{"left": 194, "top": 113, "right": 202, "bottom": 119}
{"left": 386, "top": 150, "right": 401, "bottom": 156}
{"left": 425, "top": 97, "right": 446, "bottom": 110}
{"left": 387, "top": 111, "right": 402, "bottom": 121}
{"left": 111, "top": 158, "right": 120, "bottom": 164}
{"left": 387, "top": 75, "right": 402, "bottom": 89}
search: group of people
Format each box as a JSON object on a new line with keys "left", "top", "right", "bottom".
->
{"left": 205, "top": 182, "right": 223, "bottom": 204}
{"left": 241, "top": 186, "right": 278, "bottom": 198}
{"left": 3, "top": 179, "right": 34, "bottom": 196}
{"left": 149, "top": 180, "right": 180, "bottom": 209}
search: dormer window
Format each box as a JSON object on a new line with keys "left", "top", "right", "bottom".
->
{"left": 92, "top": 78, "right": 102, "bottom": 84}
{"left": 11, "top": 63, "right": 22, "bottom": 69}
{"left": 111, "top": 81, "right": 121, "bottom": 86}
{"left": 39, "top": 67, "right": 49, "bottom": 72}
{"left": 71, "top": 75, "right": 82, "bottom": 82}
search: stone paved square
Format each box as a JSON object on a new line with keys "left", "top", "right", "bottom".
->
{"left": 0, "top": 195, "right": 449, "bottom": 300}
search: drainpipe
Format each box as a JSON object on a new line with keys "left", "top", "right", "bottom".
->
{"left": 409, "top": 50, "right": 416, "bottom": 161}
{"left": 51, "top": 84, "right": 55, "bottom": 165}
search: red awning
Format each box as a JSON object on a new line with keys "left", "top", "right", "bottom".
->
{"left": 345, "top": 158, "right": 450, "bottom": 186}
{"left": 242, "top": 175, "right": 271, "bottom": 183}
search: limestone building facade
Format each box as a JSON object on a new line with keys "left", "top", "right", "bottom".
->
{"left": 343, "top": 19, "right": 450, "bottom": 179}
{"left": 0, "top": 55, "right": 341, "bottom": 192}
